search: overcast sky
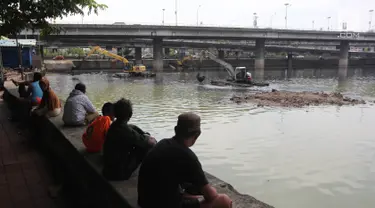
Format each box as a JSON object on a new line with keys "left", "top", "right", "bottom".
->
{"left": 59, "top": 0, "right": 375, "bottom": 31}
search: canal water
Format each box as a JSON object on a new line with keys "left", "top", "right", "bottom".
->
{"left": 47, "top": 70, "right": 375, "bottom": 208}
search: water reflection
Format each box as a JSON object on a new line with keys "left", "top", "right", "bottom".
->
{"left": 336, "top": 78, "right": 349, "bottom": 93}
{"left": 45, "top": 70, "right": 375, "bottom": 208}
{"left": 152, "top": 79, "right": 165, "bottom": 101}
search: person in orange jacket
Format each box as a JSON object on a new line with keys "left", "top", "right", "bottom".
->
{"left": 82, "top": 102, "right": 115, "bottom": 153}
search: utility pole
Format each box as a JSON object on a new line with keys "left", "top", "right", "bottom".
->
{"left": 175, "top": 0, "right": 178, "bottom": 26}
{"left": 253, "top": 13, "right": 258, "bottom": 28}
{"left": 162, "top": 9, "right": 165, "bottom": 25}
{"left": 270, "top": 12, "right": 276, "bottom": 28}
{"left": 196, "top": 5, "right": 201, "bottom": 26}
{"left": 327, "top": 16, "right": 331, "bottom": 31}
{"left": 312, "top": 20, "right": 315, "bottom": 29}
{"left": 369, "top": 10, "right": 374, "bottom": 31}
{"left": 284, "top": 3, "right": 291, "bottom": 29}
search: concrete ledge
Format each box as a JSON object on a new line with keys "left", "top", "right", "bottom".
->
{"left": 3, "top": 83, "right": 273, "bottom": 208}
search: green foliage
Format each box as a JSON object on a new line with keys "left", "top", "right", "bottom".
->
{"left": 43, "top": 47, "right": 86, "bottom": 57}
{"left": 0, "top": 0, "right": 108, "bottom": 36}
{"left": 67, "top": 48, "right": 85, "bottom": 56}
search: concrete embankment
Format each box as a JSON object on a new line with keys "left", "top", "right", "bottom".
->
{"left": 43, "top": 58, "right": 375, "bottom": 73}
{"left": 3, "top": 82, "right": 273, "bottom": 208}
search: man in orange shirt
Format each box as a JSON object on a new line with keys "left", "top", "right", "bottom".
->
{"left": 82, "top": 102, "right": 115, "bottom": 153}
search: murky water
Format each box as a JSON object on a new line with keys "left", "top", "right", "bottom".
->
{"left": 47, "top": 70, "right": 375, "bottom": 208}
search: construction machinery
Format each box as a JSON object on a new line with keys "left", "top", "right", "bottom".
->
{"left": 86, "top": 46, "right": 147, "bottom": 73}
{"left": 177, "top": 55, "right": 193, "bottom": 68}
{"left": 200, "top": 50, "right": 235, "bottom": 79}
{"left": 198, "top": 50, "right": 269, "bottom": 87}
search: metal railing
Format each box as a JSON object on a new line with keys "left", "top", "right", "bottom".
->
{"left": 51, "top": 20, "right": 375, "bottom": 33}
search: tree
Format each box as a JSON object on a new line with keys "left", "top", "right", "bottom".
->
{"left": 0, "top": 0, "right": 108, "bottom": 36}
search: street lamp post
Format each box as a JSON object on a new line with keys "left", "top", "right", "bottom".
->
{"left": 196, "top": 5, "right": 201, "bottom": 26}
{"left": 175, "top": 0, "right": 178, "bottom": 26}
{"left": 327, "top": 16, "right": 331, "bottom": 31}
{"left": 284, "top": 3, "right": 291, "bottom": 29}
{"left": 312, "top": 20, "right": 315, "bottom": 29}
{"left": 369, "top": 9, "right": 374, "bottom": 30}
{"left": 270, "top": 12, "right": 276, "bottom": 28}
{"left": 162, "top": 9, "right": 165, "bottom": 25}
{"left": 253, "top": 13, "right": 258, "bottom": 28}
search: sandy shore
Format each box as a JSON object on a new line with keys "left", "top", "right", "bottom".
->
{"left": 231, "top": 90, "right": 366, "bottom": 107}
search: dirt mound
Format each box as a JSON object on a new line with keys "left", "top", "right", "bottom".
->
{"left": 230, "top": 90, "right": 366, "bottom": 107}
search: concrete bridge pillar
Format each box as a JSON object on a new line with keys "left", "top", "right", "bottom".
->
{"left": 135, "top": 47, "right": 142, "bottom": 64}
{"left": 117, "top": 47, "right": 122, "bottom": 55}
{"left": 255, "top": 38, "right": 265, "bottom": 80}
{"left": 338, "top": 40, "right": 349, "bottom": 79}
{"left": 218, "top": 50, "right": 225, "bottom": 59}
{"left": 164, "top": 48, "right": 170, "bottom": 57}
{"left": 39, "top": 46, "right": 44, "bottom": 58}
{"left": 153, "top": 38, "right": 163, "bottom": 71}
{"left": 287, "top": 52, "right": 293, "bottom": 78}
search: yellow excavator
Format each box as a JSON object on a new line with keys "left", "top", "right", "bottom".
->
{"left": 177, "top": 55, "right": 193, "bottom": 66}
{"left": 86, "top": 46, "right": 146, "bottom": 73}
{"left": 173, "top": 55, "right": 194, "bottom": 70}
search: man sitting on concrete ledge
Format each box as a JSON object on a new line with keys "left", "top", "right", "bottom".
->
{"left": 102, "top": 98, "right": 157, "bottom": 181}
{"left": 82, "top": 102, "right": 115, "bottom": 153}
{"left": 62, "top": 83, "right": 99, "bottom": 126}
{"left": 137, "top": 112, "right": 232, "bottom": 208}
{"left": 33, "top": 78, "right": 61, "bottom": 117}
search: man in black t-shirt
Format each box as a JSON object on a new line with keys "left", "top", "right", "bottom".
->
{"left": 138, "top": 112, "right": 232, "bottom": 208}
{"left": 102, "top": 98, "right": 157, "bottom": 181}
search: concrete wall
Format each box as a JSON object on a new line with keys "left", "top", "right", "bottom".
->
{"left": 43, "top": 58, "right": 375, "bottom": 73}
{"left": 44, "top": 60, "right": 75, "bottom": 71}
{"left": 32, "top": 55, "right": 43, "bottom": 68}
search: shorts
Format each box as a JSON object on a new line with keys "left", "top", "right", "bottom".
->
{"left": 181, "top": 198, "right": 200, "bottom": 208}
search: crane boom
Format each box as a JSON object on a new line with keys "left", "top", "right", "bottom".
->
{"left": 86, "top": 46, "right": 130, "bottom": 64}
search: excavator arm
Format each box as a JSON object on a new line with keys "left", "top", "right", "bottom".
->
{"left": 200, "top": 50, "right": 236, "bottom": 79}
{"left": 86, "top": 46, "right": 130, "bottom": 64}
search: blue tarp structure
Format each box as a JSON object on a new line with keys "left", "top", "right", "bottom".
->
{"left": 0, "top": 39, "right": 36, "bottom": 68}
{"left": 1, "top": 47, "right": 32, "bottom": 68}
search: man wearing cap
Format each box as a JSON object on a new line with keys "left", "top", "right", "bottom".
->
{"left": 137, "top": 112, "right": 232, "bottom": 208}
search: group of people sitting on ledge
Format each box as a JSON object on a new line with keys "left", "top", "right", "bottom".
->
{"left": 81, "top": 99, "right": 233, "bottom": 208}
{"left": 12, "top": 72, "right": 61, "bottom": 118}
{"left": 13, "top": 74, "right": 233, "bottom": 208}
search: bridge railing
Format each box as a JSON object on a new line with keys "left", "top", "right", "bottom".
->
{"left": 49, "top": 20, "right": 375, "bottom": 33}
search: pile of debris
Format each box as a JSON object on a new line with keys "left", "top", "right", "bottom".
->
{"left": 230, "top": 89, "right": 366, "bottom": 107}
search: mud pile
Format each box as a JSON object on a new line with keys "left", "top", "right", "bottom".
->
{"left": 230, "top": 90, "right": 366, "bottom": 107}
